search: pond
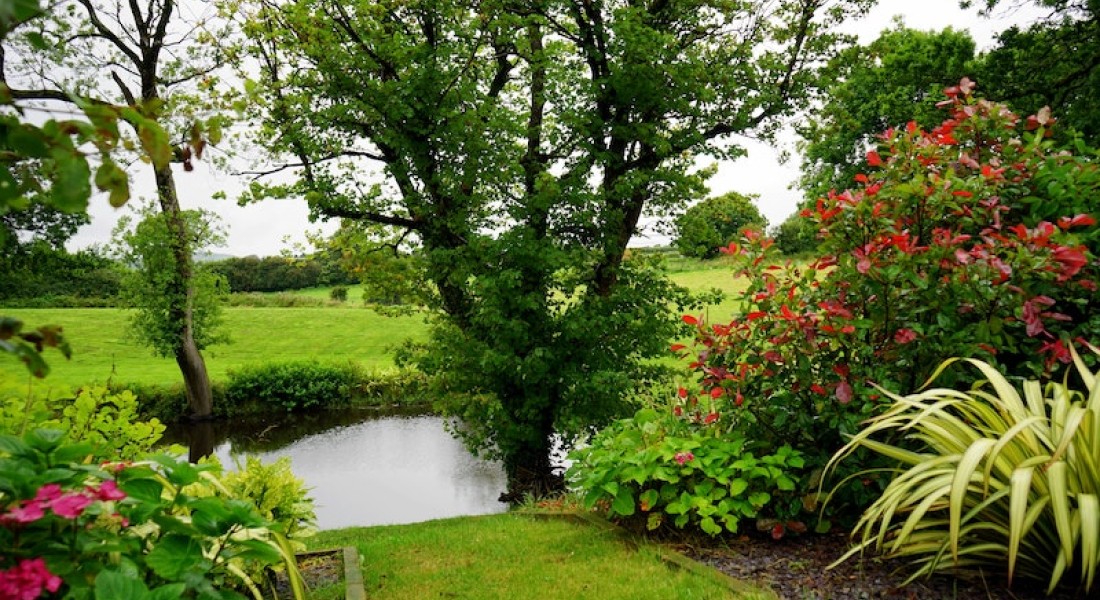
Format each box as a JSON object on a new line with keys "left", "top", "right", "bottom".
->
{"left": 162, "top": 408, "right": 509, "bottom": 530}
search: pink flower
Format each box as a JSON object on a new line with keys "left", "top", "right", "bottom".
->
{"left": 2, "top": 502, "right": 45, "bottom": 524}
{"left": 89, "top": 481, "right": 126, "bottom": 502}
{"left": 32, "top": 485, "right": 62, "bottom": 504}
{"left": 48, "top": 494, "right": 92, "bottom": 520}
{"left": 674, "top": 452, "right": 695, "bottom": 465}
{"left": 0, "top": 558, "right": 62, "bottom": 600}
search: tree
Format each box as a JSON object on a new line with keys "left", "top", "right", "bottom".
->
{"left": 797, "top": 25, "right": 976, "bottom": 198}
{"left": 240, "top": 0, "right": 873, "bottom": 494}
{"left": 674, "top": 192, "right": 766, "bottom": 259}
{"left": 973, "top": 0, "right": 1100, "bottom": 144}
{"left": 113, "top": 206, "right": 228, "bottom": 359}
{"left": 0, "top": 0, "right": 232, "bottom": 416}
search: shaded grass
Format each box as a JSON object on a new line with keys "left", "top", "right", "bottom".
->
{"left": 0, "top": 307, "right": 429, "bottom": 392}
{"left": 306, "top": 512, "right": 774, "bottom": 600}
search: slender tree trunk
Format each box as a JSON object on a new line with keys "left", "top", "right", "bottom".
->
{"left": 153, "top": 164, "right": 214, "bottom": 418}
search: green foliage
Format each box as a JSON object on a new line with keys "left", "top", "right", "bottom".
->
{"left": 770, "top": 212, "right": 819, "bottom": 256}
{"left": 223, "top": 361, "right": 360, "bottom": 413}
{"left": 797, "top": 25, "right": 976, "bottom": 199}
{"left": 207, "top": 254, "right": 352, "bottom": 294}
{"left": 827, "top": 347, "right": 1100, "bottom": 594}
{"left": 40, "top": 386, "right": 166, "bottom": 460}
{"left": 973, "top": 0, "right": 1100, "bottom": 146}
{"left": 0, "top": 243, "right": 122, "bottom": 305}
{"left": 0, "top": 429, "right": 306, "bottom": 600}
{"left": 113, "top": 205, "right": 229, "bottom": 357}
{"left": 1, "top": 385, "right": 171, "bottom": 460}
{"left": 569, "top": 406, "right": 805, "bottom": 538}
{"left": 329, "top": 286, "right": 348, "bottom": 302}
{"left": 241, "top": 0, "right": 875, "bottom": 493}
{"left": 680, "top": 86, "right": 1100, "bottom": 517}
{"left": 674, "top": 192, "right": 767, "bottom": 260}
{"left": 221, "top": 456, "right": 316, "bottom": 542}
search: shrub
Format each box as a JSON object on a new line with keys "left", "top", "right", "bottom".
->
{"left": 1, "top": 386, "right": 167, "bottom": 460}
{"left": 223, "top": 361, "right": 360, "bottom": 413}
{"left": 329, "top": 285, "right": 348, "bottom": 302}
{"left": 0, "top": 429, "right": 306, "bottom": 599}
{"left": 221, "top": 456, "right": 316, "bottom": 542}
{"left": 568, "top": 406, "right": 806, "bottom": 537}
{"left": 678, "top": 81, "right": 1099, "bottom": 516}
{"left": 826, "top": 346, "right": 1100, "bottom": 594}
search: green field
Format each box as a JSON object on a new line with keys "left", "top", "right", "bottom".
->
{"left": 1, "top": 263, "right": 746, "bottom": 392}
{"left": 0, "top": 307, "right": 430, "bottom": 393}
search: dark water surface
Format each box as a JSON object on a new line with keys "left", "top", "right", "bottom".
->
{"left": 163, "top": 408, "right": 508, "bottom": 530}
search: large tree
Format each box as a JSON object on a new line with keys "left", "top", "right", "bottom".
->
{"left": 1, "top": 0, "right": 230, "bottom": 416}
{"left": 972, "top": 0, "right": 1100, "bottom": 144}
{"left": 241, "top": 0, "right": 873, "bottom": 494}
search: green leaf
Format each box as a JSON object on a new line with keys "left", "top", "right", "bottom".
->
{"left": 149, "top": 584, "right": 188, "bottom": 600}
{"left": 95, "top": 570, "right": 150, "bottom": 600}
{"left": 611, "top": 488, "right": 635, "bottom": 517}
{"left": 146, "top": 534, "right": 205, "bottom": 580}
{"left": 50, "top": 152, "right": 92, "bottom": 212}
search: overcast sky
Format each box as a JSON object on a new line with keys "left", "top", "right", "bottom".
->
{"left": 66, "top": 0, "right": 1050, "bottom": 258}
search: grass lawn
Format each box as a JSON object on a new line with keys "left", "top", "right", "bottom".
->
{"left": 0, "top": 259, "right": 749, "bottom": 392}
{"left": 305, "top": 512, "right": 773, "bottom": 600}
{"left": 0, "top": 307, "right": 429, "bottom": 393}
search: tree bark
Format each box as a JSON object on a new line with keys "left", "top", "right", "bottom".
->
{"left": 153, "top": 163, "right": 214, "bottom": 418}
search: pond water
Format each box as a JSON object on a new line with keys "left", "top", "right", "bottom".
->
{"left": 162, "top": 409, "right": 508, "bottom": 530}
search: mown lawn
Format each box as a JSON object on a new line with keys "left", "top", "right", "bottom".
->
{"left": 305, "top": 512, "right": 773, "bottom": 600}
{"left": 0, "top": 260, "right": 748, "bottom": 392}
{"left": 0, "top": 307, "right": 429, "bottom": 392}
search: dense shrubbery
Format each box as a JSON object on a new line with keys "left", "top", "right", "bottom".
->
{"left": 674, "top": 83, "right": 1099, "bottom": 519}
{"left": 0, "top": 245, "right": 122, "bottom": 306}
{"left": 208, "top": 254, "right": 355, "bottom": 294}
{"left": 0, "top": 385, "right": 317, "bottom": 600}
{"left": 224, "top": 292, "right": 329, "bottom": 308}
{"left": 223, "top": 362, "right": 426, "bottom": 415}
{"left": 569, "top": 406, "right": 806, "bottom": 537}
{"left": 570, "top": 83, "right": 1099, "bottom": 538}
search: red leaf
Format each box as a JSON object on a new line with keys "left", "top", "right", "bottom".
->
{"left": 709, "top": 387, "right": 723, "bottom": 399}
{"left": 677, "top": 387, "right": 688, "bottom": 398}
{"left": 771, "top": 523, "right": 785, "bottom": 540}
{"left": 669, "top": 343, "right": 686, "bottom": 353}
{"left": 835, "top": 381, "right": 853, "bottom": 404}
{"left": 866, "top": 151, "right": 882, "bottom": 167}
{"left": 703, "top": 412, "right": 719, "bottom": 424}
{"left": 682, "top": 315, "right": 699, "bottom": 325}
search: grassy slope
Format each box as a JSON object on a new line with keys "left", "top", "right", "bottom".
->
{"left": 0, "top": 259, "right": 746, "bottom": 392}
{"left": 307, "top": 512, "right": 772, "bottom": 600}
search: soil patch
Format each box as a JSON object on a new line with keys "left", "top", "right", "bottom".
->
{"left": 675, "top": 531, "right": 1088, "bottom": 599}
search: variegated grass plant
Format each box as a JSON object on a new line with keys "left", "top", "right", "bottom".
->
{"left": 825, "top": 345, "right": 1100, "bottom": 595}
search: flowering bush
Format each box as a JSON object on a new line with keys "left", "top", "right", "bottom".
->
{"left": 0, "top": 429, "right": 306, "bottom": 599}
{"left": 568, "top": 406, "right": 806, "bottom": 537}
{"left": 678, "top": 80, "right": 1099, "bottom": 517}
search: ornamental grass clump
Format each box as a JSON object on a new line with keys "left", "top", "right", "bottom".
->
{"left": 826, "top": 345, "right": 1100, "bottom": 594}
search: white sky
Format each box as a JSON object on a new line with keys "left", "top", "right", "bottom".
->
{"left": 66, "top": 0, "right": 1050, "bottom": 257}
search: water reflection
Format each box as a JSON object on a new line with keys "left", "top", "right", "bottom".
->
{"left": 163, "top": 410, "right": 508, "bottom": 530}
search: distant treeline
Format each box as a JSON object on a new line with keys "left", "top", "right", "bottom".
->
{"left": 1, "top": 245, "right": 356, "bottom": 307}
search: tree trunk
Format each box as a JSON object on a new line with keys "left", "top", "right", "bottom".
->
{"left": 154, "top": 164, "right": 214, "bottom": 418}
{"left": 499, "top": 417, "right": 562, "bottom": 503}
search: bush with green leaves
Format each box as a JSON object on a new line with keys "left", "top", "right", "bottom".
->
{"left": 568, "top": 406, "right": 806, "bottom": 538}
{"left": 1, "top": 386, "right": 167, "bottom": 460}
{"left": 220, "top": 456, "right": 317, "bottom": 543}
{"left": 678, "top": 81, "right": 1099, "bottom": 517}
{"left": 0, "top": 429, "right": 306, "bottom": 600}
{"left": 674, "top": 191, "right": 767, "bottom": 260}
{"left": 826, "top": 345, "right": 1100, "bottom": 595}
{"left": 223, "top": 361, "right": 360, "bottom": 413}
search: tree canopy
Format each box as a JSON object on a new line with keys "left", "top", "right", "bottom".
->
{"left": 240, "top": 0, "right": 874, "bottom": 492}
{"left": 674, "top": 192, "right": 766, "bottom": 259}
